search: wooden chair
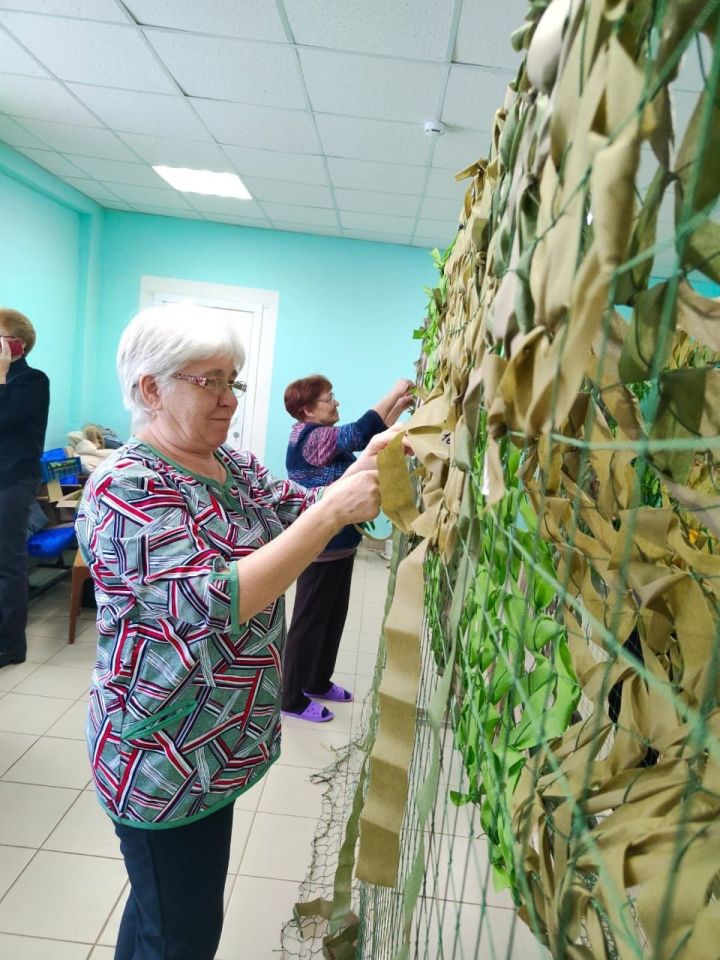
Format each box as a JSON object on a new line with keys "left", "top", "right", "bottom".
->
{"left": 68, "top": 550, "right": 91, "bottom": 645}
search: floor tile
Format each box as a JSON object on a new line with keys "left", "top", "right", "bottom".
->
{"left": 0, "top": 693, "right": 74, "bottom": 735}
{"left": 0, "top": 662, "right": 40, "bottom": 692}
{"left": 43, "top": 792, "right": 119, "bottom": 858}
{"left": 239, "top": 812, "right": 317, "bottom": 882}
{"left": 333, "top": 649, "right": 357, "bottom": 674}
{"left": 356, "top": 651, "right": 380, "bottom": 676}
{"left": 45, "top": 700, "right": 88, "bottom": 740}
{"left": 0, "top": 844, "right": 34, "bottom": 898}
{"left": 258, "top": 764, "right": 324, "bottom": 820}
{"left": 278, "top": 721, "right": 354, "bottom": 769}
{"left": 0, "top": 731, "right": 37, "bottom": 776}
{"left": 25, "top": 616, "right": 72, "bottom": 641}
{"left": 47, "top": 644, "right": 98, "bottom": 669}
{"left": 227, "top": 808, "right": 255, "bottom": 872}
{"left": 217, "top": 875, "right": 300, "bottom": 960}
{"left": 358, "top": 630, "right": 382, "bottom": 653}
{"left": 96, "top": 883, "right": 128, "bottom": 946}
{"left": 414, "top": 898, "right": 550, "bottom": 959}
{"left": 13, "top": 665, "right": 90, "bottom": 700}
{"left": 234, "top": 778, "right": 264, "bottom": 812}
{"left": 0, "top": 781, "right": 78, "bottom": 847}
{"left": 2, "top": 736, "right": 91, "bottom": 789}
{"left": 89, "top": 947, "right": 115, "bottom": 959}
{"left": 0, "top": 850, "right": 126, "bottom": 941}
{"left": 425, "top": 833, "right": 515, "bottom": 909}
{"left": 25, "top": 634, "right": 69, "bottom": 663}
{"left": 0, "top": 934, "right": 92, "bottom": 959}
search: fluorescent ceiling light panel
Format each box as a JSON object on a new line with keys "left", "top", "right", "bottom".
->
{"left": 153, "top": 165, "right": 252, "bottom": 199}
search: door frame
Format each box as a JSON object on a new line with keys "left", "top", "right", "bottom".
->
{"left": 139, "top": 276, "right": 279, "bottom": 460}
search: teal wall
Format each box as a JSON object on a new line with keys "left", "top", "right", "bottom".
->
{"left": 0, "top": 143, "right": 102, "bottom": 450}
{"left": 97, "top": 212, "right": 433, "bottom": 475}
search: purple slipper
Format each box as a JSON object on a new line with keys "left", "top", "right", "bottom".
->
{"left": 303, "top": 682, "right": 354, "bottom": 703}
{"left": 282, "top": 701, "right": 334, "bottom": 723}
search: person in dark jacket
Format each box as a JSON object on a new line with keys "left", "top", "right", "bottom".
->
{"left": 0, "top": 308, "right": 49, "bottom": 668}
{"left": 282, "top": 375, "right": 413, "bottom": 721}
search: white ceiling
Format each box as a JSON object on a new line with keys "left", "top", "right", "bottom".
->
{"left": 0, "top": 0, "right": 528, "bottom": 247}
{"left": 0, "top": 0, "right": 709, "bottom": 257}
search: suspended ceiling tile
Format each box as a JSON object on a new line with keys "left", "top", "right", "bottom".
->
{"left": 0, "top": 75, "right": 102, "bottom": 125}
{"left": 183, "top": 195, "right": 266, "bottom": 218}
{"left": 96, "top": 182, "right": 190, "bottom": 207}
{"left": 145, "top": 30, "right": 306, "bottom": 109}
{"left": 67, "top": 84, "right": 211, "bottom": 139}
{"left": 241, "top": 176, "right": 333, "bottom": 208}
{"left": 0, "top": 27, "right": 47, "bottom": 75}
{"left": 327, "top": 157, "right": 428, "bottom": 195}
{"left": 124, "top": 0, "right": 287, "bottom": 42}
{"left": 284, "top": 0, "right": 455, "bottom": 61}
{"left": 334, "top": 188, "right": 420, "bottom": 218}
{"left": 261, "top": 202, "right": 338, "bottom": 227}
{"left": 0, "top": 1, "right": 129, "bottom": 21}
{"left": 0, "top": 114, "right": 48, "bottom": 148}
{"left": 339, "top": 210, "right": 415, "bottom": 233}
{"left": 271, "top": 222, "right": 339, "bottom": 237}
{"left": 431, "top": 127, "right": 486, "bottom": 169}
{"left": 0, "top": 12, "right": 176, "bottom": 92}
{"left": 419, "top": 195, "right": 461, "bottom": 222}
{"left": 191, "top": 98, "right": 320, "bottom": 154}
{"left": 15, "top": 120, "right": 136, "bottom": 162}
{"left": 416, "top": 217, "right": 455, "bottom": 246}
{"left": 411, "top": 236, "right": 441, "bottom": 248}
{"left": 203, "top": 213, "right": 270, "bottom": 226}
{"left": 316, "top": 114, "right": 432, "bottom": 166}
{"left": 103, "top": 200, "right": 132, "bottom": 209}
{"left": 342, "top": 230, "right": 411, "bottom": 245}
{"left": 63, "top": 176, "right": 123, "bottom": 201}
{"left": 15, "top": 119, "right": 138, "bottom": 159}
{"left": 117, "top": 132, "right": 231, "bottom": 169}
{"left": 130, "top": 205, "right": 205, "bottom": 219}
{"left": 442, "top": 64, "right": 514, "bottom": 129}
{"left": 299, "top": 48, "right": 444, "bottom": 123}
{"left": 426, "top": 167, "right": 467, "bottom": 200}
{"left": 453, "top": 0, "right": 526, "bottom": 70}
{"left": 64, "top": 155, "right": 164, "bottom": 186}
{"left": 15, "top": 146, "right": 86, "bottom": 177}
{"left": 220, "top": 145, "right": 327, "bottom": 186}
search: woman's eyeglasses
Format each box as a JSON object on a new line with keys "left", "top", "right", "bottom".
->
{"left": 317, "top": 393, "right": 336, "bottom": 405}
{"left": 173, "top": 373, "right": 247, "bottom": 395}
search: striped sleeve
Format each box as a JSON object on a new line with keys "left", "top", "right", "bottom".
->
{"left": 302, "top": 409, "right": 385, "bottom": 466}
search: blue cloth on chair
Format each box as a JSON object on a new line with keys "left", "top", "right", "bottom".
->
{"left": 27, "top": 525, "right": 76, "bottom": 559}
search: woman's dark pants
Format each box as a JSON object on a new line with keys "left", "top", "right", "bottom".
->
{"left": 0, "top": 481, "right": 36, "bottom": 663}
{"left": 113, "top": 801, "right": 234, "bottom": 960}
{"left": 281, "top": 554, "right": 355, "bottom": 712}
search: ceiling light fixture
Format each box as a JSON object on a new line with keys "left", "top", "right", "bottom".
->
{"left": 152, "top": 165, "right": 252, "bottom": 199}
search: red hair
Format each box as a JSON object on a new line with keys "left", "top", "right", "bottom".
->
{"left": 284, "top": 375, "right": 332, "bottom": 420}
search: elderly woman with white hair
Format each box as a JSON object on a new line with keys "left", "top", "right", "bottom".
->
{"left": 75, "top": 303, "right": 385, "bottom": 960}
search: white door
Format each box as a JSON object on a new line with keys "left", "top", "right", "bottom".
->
{"left": 140, "top": 277, "right": 279, "bottom": 461}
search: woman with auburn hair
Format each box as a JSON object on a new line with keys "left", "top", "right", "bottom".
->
{"left": 282, "top": 374, "right": 413, "bottom": 722}
{"left": 0, "top": 308, "right": 49, "bottom": 669}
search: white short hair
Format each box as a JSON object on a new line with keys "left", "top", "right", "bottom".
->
{"left": 117, "top": 303, "right": 247, "bottom": 425}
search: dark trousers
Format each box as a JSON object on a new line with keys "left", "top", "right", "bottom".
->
{"left": 114, "top": 802, "right": 234, "bottom": 960}
{"left": 0, "top": 481, "right": 36, "bottom": 659}
{"left": 282, "top": 554, "right": 355, "bottom": 712}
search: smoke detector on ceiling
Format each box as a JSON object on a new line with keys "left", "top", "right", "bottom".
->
{"left": 424, "top": 120, "right": 446, "bottom": 136}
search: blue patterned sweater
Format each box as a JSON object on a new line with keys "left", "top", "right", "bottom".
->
{"left": 286, "top": 409, "right": 385, "bottom": 553}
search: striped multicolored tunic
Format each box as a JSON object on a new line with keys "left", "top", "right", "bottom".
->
{"left": 75, "top": 439, "right": 319, "bottom": 829}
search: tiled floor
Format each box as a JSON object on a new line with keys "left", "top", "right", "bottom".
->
{"left": 0, "top": 548, "right": 531, "bottom": 959}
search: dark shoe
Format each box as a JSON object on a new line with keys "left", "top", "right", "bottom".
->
{"left": 0, "top": 650, "right": 26, "bottom": 668}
